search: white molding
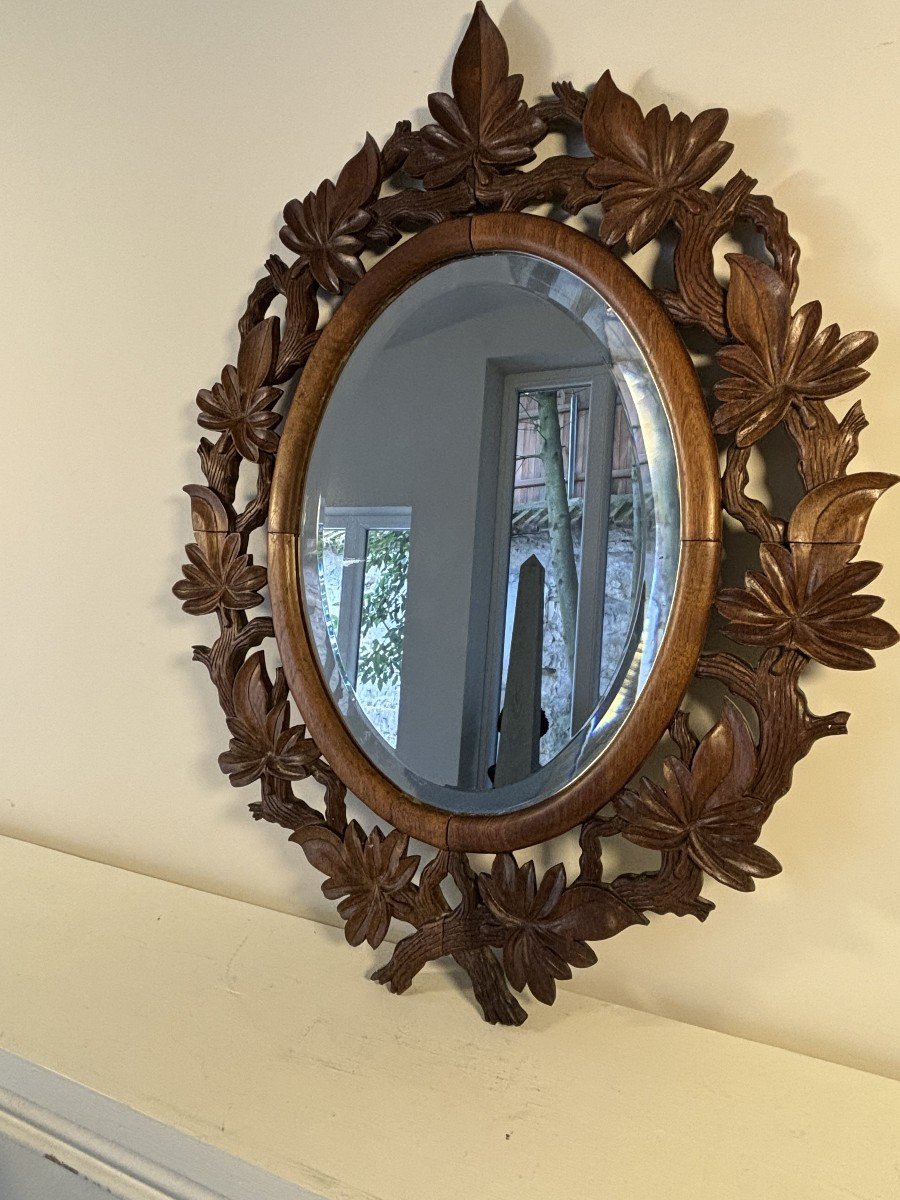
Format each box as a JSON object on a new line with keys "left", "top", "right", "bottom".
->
{"left": 0, "top": 1049, "right": 321, "bottom": 1200}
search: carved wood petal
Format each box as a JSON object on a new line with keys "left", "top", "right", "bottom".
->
{"left": 218, "top": 653, "right": 320, "bottom": 787}
{"left": 715, "top": 255, "right": 878, "bottom": 446}
{"left": 196, "top": 327, "right": 282, "bottom": 464}
{"left": 291, "top": 821, "right": 419, "bottom": 948}
{"left": 477, "top": 855, "right": 645, "bottom": 1004}
{"left": 718, "top": 545, "right": 898, "bottom": 670}
{"left": 405, "top": 3, "right": 545, "bottom": 190}
{"left": 617, "top": 702, "right": 781, "bottom": 892}
{"left": 173, "top": 531, "right": 266, "bottom": 616}
{"left": 583, "top": 70, "right": 732, "bottom": 252}
{"left": 280, "top": 135, "right": 381, "bottom": 293}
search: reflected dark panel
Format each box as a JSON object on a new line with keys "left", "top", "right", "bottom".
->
{"left": 299, "top": 252, "right": 679, "bottom": 815}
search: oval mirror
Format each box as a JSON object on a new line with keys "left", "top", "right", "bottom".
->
{"left": 269, "top": 215, "right": 720, "bottom": 851}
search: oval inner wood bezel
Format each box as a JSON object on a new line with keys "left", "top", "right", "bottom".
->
{"left": 268, "top": 212, "right": 721, "bottom": 853}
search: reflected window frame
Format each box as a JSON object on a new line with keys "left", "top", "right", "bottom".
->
{"left": 318, "top": 505, "right": 412, "bottom": 747}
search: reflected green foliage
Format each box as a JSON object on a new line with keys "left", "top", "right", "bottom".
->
{"left": 359, "top": 529, "right": 410, "bottom": 689}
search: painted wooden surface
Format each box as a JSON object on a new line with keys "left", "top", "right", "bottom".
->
{"left": 0, "top": 835, "right": 897, "bottom": 1200}
{"left": 0, "top": 1048, "right": 321, "bottom": 1199}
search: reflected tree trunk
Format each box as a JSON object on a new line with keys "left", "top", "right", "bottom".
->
{"left": 536, "top": 389, "right": 579, "bottom": 672}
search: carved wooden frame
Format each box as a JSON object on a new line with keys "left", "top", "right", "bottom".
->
{"left": 174, "top": 3, "right": 896, "bottom": 1024}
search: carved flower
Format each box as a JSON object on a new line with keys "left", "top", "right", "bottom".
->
{"left": 405, "top": 3, "right": 545, "bottom": 189}
{"left": 583, "top": 71, "right": 733, "bottom": 252}
{"left": 280, "top": 135, "right": 380, "bottom": 293}
{"left": 715, "top": 255, "right": 878, "bottom": 446}
{"left": 196, "top": 318, "right": 282, "bottom": 461}
{"left": 718, "top": 544, "right": 898, "bottom": 670}
{"left": 291, "top": 821, "right": 419, "bottom": 948}
{"left": 219, "top": 653, "right": 319, "bottom": 787}
{"left": 478, "top": 855, "right": 644, "bottom": 1004}
{"left": 616, "top": 702, "right": 781, "bottom": 892}
{"left": 173, "top": 532, "right": 266, "bottom": 616}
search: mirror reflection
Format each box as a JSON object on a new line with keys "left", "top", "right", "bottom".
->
{"left": 300, "top": 253, "right": 679, "bottom": 816}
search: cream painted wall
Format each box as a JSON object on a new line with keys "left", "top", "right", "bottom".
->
{"left": 2, "top": 0, "right": 898, "bottom": 1079}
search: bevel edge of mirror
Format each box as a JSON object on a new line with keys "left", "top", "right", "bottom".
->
{"left": 469, "top": 214, "right": 721, "bottom": 545}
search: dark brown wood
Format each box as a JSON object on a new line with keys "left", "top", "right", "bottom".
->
{"left": 174, "top": 1, "right": 895, "bottom": 1025}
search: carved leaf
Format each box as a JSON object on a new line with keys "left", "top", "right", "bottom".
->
{"left": 583, "top": 70, "right": 732, "bottom": 252}
{"left": 718, "top": 544, "right": 898, "bottom": 670}
{"left": 616, "top": 702, "right": 781, "bottom": 892}
{"left": 173, "top": 531, "right": 266, "bottom": 616}
{"left": 219, "top": 653, "right": 319, "bottom": 787}
{"left": 478, "top": 855, "right": 644, "bottom": 1004}
{"left": 715, "top": 255, "right": 878, "bottom": 446}
{"left": 786, "top": 472, "right": 898, "bottom": 546}
{"left": 236, "top": 315, "right": 279, "bottom": 396}
{"left": 405, "top": 2, "right": 545, "bottom": 190}
{"left": 184, "top": 483, "right": 230, "bottom": 535}
{"left": 291, "top": 820, "right": 419, "bottom": 948}
{"left": 280, "top": 135, "right": 381, "bottom": 293}
{"left": 196, "top": 320, "right": 282, "bottom": 462}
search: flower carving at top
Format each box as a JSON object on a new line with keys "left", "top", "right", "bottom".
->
{"left": 582, "top": 70, "right": 733, "bottom": 252}
{"left": 291, "top": 821, "right": 419, "bottom": 948}
{"left": 715, "top": 255, "right": 878, "bottom": 446}
{"left": 280, "top": 135, "right": 381, "bottom": 293}
{"left": 477, "top": 855, "right": 645, "bottom": 1004}
{"left": 616, "top": 702, "right": 781, "bottom": 892}
{"left": 405, "top": 3, "right": 546, "bottom": 190}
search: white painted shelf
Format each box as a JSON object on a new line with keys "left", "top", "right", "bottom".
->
{"left": 0, "top": 835, "right": 896, "bottom": 1199}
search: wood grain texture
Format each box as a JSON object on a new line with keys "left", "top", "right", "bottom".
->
{"left": 174, "top": 1, "right": 895, "bottom": 1024}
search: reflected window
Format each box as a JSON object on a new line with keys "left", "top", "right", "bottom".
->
{"left": 318, "top": 508, "right": 411, "bottom": 747}
{"left": 493, "top": 372, "right": 649, "bottom": 770}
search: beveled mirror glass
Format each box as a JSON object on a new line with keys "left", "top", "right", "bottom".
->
{"left": 300, "top": 251, "right": 678, "bottom": 816}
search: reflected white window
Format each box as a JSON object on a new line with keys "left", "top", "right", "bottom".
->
{"left": 318, "top": 507, "right": 412, "bottom": 747}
